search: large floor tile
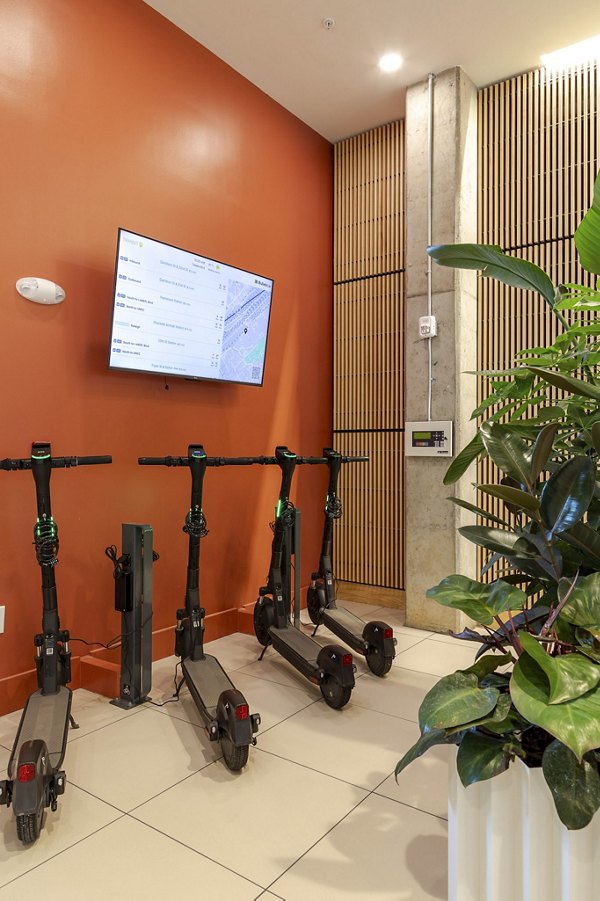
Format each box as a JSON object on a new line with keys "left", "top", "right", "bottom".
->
{"left": 333, "top": 598, "right": 386, "bottom": 618}
{"left": 393, "top": 636, "right": 477, "bottom": 677}
{"left": 0, "top": 815, "right": 262, "bottom": 900}
{"left": 0, "top": 745, "right": 10, "bottom": 774}
{"left": 270, "top": 793, "right": 448, "bottom": 901}
{"left": 66, "top": 707, "right": 216, "bottom": 810}
{"left": 258, "top": 700, "right": 420, "bottom": 790}
{"left": 351, "top": 666, "right": 439, "bottom": 723}
{"left": 0, "top": 784, "right": 121, "bottom": 888}
{"left": 204, "top": 632, "right": 267, "bottom": 672}
{"left": 0, "top": 710, "right": 20, "bottom": 751}
{"left": 377, "top": 743, "right": 453, "bottom": 820}
{"left": 134, "top": 748, "right": 366, "bottom": 886}
{"left": 238, "top": 650, "right": 326, "bottom": 695}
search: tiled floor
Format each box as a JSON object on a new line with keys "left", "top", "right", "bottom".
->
{"left": 0, "top": 601, "right": 478, "bottom": 899}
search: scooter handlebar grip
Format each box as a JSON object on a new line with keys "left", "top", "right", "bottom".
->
{"left": 297, "top": 456, "right": 327, "bottom": 465}
{"left": 0, "top": 458, "right": 26, "bottom": 471}
{"left": 74, "top": 455, "right": 113, "bottom": 466}
{"left": 343, "top": 455, "right": 369, "bottom": 463}
{"left": 209, "top": 456, "right": 263, "bottom": 466}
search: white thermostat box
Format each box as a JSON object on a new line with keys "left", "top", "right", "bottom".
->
{"left": 405, "top": 421, "right": 453, "bottom": 457}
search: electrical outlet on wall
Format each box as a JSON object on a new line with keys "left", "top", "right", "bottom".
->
{"left": 0, "top": 606, "right": 4, "bottom": 634}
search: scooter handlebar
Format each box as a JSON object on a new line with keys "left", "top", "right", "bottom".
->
{"left": 138, "top": 455, "right": 278, "bottom": 467}
{"left": 0, "top": 454, "right": 112, "bottom": 470}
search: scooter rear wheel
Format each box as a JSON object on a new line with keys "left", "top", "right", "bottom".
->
{"left": 16, "top": 810, "right": 42, "bottom": 845}
{"left": 307, "top": 587, "right": 323, "bottom": 626}
{"left": 220, "top": 733, "right": 249, "bottom": 772}
{"left": 320, "top": 675, "right": 352, "bottom": 710}
{"left": 366, "top": 650, "right": 394, "bottom": 677}
{"left": 253, "top": 598, "right": 274, "bottom": 647}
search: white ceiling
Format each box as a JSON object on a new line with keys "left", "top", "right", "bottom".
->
{"left": 143, "top": 0, "right": 600, "bottom": 142}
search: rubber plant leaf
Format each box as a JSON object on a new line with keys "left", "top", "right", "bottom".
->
{"left": 542, "top": 740, "right": 600, "bottom": 830}
{"left": 457, "top": 731, "right": 512, "bottom": 787}
{"left": 530, "top": 423, "right": 560, "bottom": 482}
{"left": 426, "top": 574, "right": 526, "bottom": 625}
{"left": 574, "top": 168, "right": 600, "bottom": 275}
{"left": 559, "top": 521, "right": 600, "bottom": 566}
{"left": 519, "top": 630, "right": 600, "bottom": 704}
{"left": 527, "top": 367, "right": 600, "bottom": 402}
{"left": 458, "top": 526, "right": 539, "bottom": 559}
{"left": 479, "top": 483, "right": 539, "bottom": 514}
{"left": 510, "top": 652, "right": 600, "bottom": 760}
{"left": 427, "top": 244, "right": 556, "bottom": 308}
{"left": 479, "top": 422, "right": 533, "bottom": 488}
{"left": 592, "top": 422, "right": 600, "bottom": 455}
{"left": 540, "top": 456, "right": 595, "bottom": 535}
{"left": 448, "top": 496, "right": 510, "bottom": 527}
{"left": 443, "top": 433, "right": 485, "bottom": 486}
{"left": 418, "top": 672, "right": 499, "bottom": 733}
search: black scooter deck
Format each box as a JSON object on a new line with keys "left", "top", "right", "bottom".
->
{"left": 322, "top": 606, "right": 367, "bottom": 649}
{"left": 8, "top": 686, "right": 72, "bottom": 778}
{"left": 270, "top": 625, "right": 321, "bottom": 677}
{"left": 182, "top": 654, "right": 234, "bottom": 717}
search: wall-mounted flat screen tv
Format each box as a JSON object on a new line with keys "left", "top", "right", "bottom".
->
{"left": 108, "top": 228, "right": 274, "bottom": 386}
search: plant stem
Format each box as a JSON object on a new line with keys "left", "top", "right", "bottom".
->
{"left": 540, "top": 572, "right": 579, "bottom": 637}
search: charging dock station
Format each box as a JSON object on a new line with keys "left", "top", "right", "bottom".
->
{"left": 111, "top": 523, "right": 154, "bottom": 709}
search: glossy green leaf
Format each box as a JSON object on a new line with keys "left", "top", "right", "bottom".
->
{"left": 427, "top": 244, "right": 556, "bottom": 308}
{"left": 462, "top": 653, "right": 514, "bottom": 680}
{"left": 510, "top": 652, "right": 600, "bottom": 759}
{"left": 542, "top": 740, "right": 600, "bottom": 830}
{"left": 574, "top": 168, "right": 600, "bottom": 275}
{"left": 559, "top": 521, "right": 600, "bottom": 565}
{"left": 528, "top": 367, "right": 600, "bottom": 402}
{"left": 531, "top": 423, "right": 560, "bottom": 482}
{"left": 458, "top": 526, "right": 538, "bottom": 559}
{"left": 394, "top": 729, "right": 457, "bottom": 779}
{"left": 559, "top": 571, "right": 600, "bottom": 632}
{"left": 443, "top": 433, "right": 485, "bottom": 486}
{"left": 448, "top": 497, "right": 510, "bottom": 527}
{"left": 479, "top": 483, "right": 539, "bottom": 514}
{"left": 418, "top": 672, "right": 499, "bottom": 733}
{"left": 575, "top": 628, "right": 600, "bottom": 663}
{"left": 479, "top": 421, "right": 534, "bottom": 487}
{"left": 426, "top": 574, "right": 526, "bottom": 625}
{"left": 540, "top": 456, "right": 595, "bottom": 535}
{"left": 457, "top": 731, "right": 512, "bottom": 787}
{"left": 592, "top": 422, "right": 600, "bottom": 455}
{"left": 519, "top": 631, "right": 600, "bottom": 704}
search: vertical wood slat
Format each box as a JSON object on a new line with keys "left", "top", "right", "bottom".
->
{"left": 333, "top": 121, "right": 405, "bottom": 589}
{"left": 477, "top": 64, "right": 600, "bottom": 576}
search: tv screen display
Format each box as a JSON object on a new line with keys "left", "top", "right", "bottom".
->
{"left": 108, "top": 228, "right": 274, "bottom": 386}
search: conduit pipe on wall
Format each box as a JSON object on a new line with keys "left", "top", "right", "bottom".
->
{"left": 427, "top": 72, "right": 436, "bottom": 421}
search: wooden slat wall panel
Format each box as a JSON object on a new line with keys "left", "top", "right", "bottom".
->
{"left": 333, "top": 432, "right": 403, "bottom": 589}
{"left": 334, "top": 122, "right": 405, "bottom": 282}
{"left": 333, "top": 121, "right": 405, "bottom": 589}
{"left": 477, "top": 64, "right": 600, "bottom": 572}
{"left": 334, "top": 274, "right": 404, "bottom": 432}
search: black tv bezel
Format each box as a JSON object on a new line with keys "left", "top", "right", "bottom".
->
{"left": 107, "top": 227, "right": 274, "bottom": 388}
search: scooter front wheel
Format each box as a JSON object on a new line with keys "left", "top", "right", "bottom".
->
{"left": 220, "top": 733, "right": 249, "bottom": 772}
{"left": 307, "top": 586, "right": 323, "bottom": 625}
{"left": 16, "top": 810, "right": 43, "bottom": 845}
{"left": 320, "top": 675, "right": 352, "bottom": 710}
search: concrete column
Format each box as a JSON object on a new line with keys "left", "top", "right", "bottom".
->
{"left": 404, "top": 68, "right": 479, "bottom": 632}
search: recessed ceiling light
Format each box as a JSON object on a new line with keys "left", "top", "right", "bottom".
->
{"left": 378, "top": 52, "right": 403, "bottom": 73}
{"left": 542, "top": 34, "right": 600, "bottom": 72}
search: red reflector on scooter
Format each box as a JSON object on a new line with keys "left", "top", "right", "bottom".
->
{"left": 384, "top": 628, "right": 393, "bottom": 639}
{"left": 235, "top": 704, "right": 249, "bottom": 720}
{"left": 342, "top": 654, "right": 353, "bottom": 666}
{"left": 17, "top": 763, "right": 36, "bottom": 783}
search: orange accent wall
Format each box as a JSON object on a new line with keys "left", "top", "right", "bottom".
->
{"left": 0, "top": 0, "right": 332, "bottom": 694}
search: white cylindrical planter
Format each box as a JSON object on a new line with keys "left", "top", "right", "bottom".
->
{"left": 448, "top": 758, "right": 600, "bottom": 901}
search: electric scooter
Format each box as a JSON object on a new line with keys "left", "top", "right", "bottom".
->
{"left": 0, "top": 443, "right": 112, "bottom": 845}
{"left": 139, "top": 446, "right": 261, "bottom": 771}
{"left": 253, "top": 446, "right": 356, "bottom": 709}
{"left": 306, "top": 448, "right": 397, "bottom": 676}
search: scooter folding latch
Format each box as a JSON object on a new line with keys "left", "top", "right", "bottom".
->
{"left": 251, "top": 713, "right": 261, "bottom": 733}
{"left": 208, "top": 722, "right": 220, "bottom": 741}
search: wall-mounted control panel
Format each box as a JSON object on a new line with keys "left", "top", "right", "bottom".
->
{"left": 405, "top": 421, "right": 453, "bottom": 457}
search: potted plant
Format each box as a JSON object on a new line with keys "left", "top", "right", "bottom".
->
{"left": 396, "top": 169, "right": 600, "bottom": 839}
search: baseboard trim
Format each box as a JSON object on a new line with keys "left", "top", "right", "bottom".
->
{"left": 336, "top": 581, "right": 405, "bottom": 609}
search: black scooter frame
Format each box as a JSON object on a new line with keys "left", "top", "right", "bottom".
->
{"left": 253, "top": 446, "right": 356, "bottom": 709}
{"left": 307, "top": 448, "right": 397, "bottom": 676}
{"left": 139, "top": 446, "right": 261, "bottom": 772}
{"left": 0, "top": 443, "right": 111, "bottom": 845}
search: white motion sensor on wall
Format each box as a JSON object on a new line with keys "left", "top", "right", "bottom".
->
{"left": 16, "top": 277, "right": 65, "bottom": 305}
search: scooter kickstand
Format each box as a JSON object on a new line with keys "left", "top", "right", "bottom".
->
{"left": 258, "top": 643, "right": 270, "bottom": 662}
{"left": 69, "top": 714, "right": 80, "bottom": 730}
